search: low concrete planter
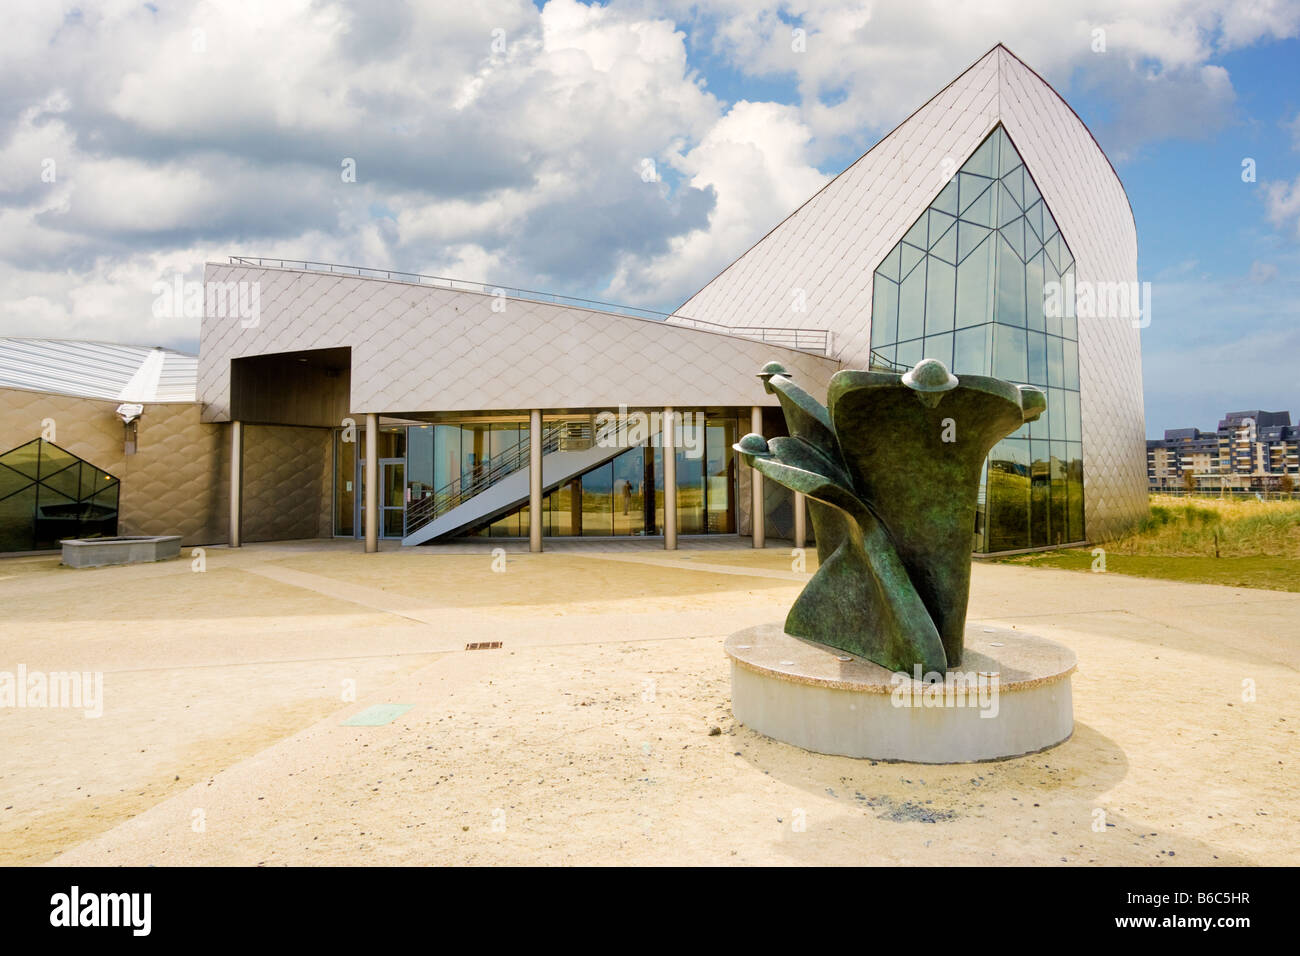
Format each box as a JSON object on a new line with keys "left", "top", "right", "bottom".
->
{"left": 61, "top": 535, "right": 182, "bottom": 569}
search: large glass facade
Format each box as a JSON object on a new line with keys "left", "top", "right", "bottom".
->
{"left": 0, "top": 438, "right": 119, "bottom": 552}
{"left": 338, "top": 415, "right": 739, "bottom": 539}
{"left": 869, "top": 125, "right": 1084, "bottom": 552}
{"left": 419, "top": 415, "right": 738, "bottom": 538}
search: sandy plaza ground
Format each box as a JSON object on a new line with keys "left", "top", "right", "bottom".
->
{"left": 0, "top": 537, "right": 1296, "bottom": 866}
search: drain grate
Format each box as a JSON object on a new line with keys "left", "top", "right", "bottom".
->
{"left": 465, "top": 641, "right": 503, "bottom": 651}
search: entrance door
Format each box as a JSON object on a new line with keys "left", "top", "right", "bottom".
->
{"left": 355, "top": 458, "right": 406, "bottom": 539}
{"left": 381, "top": 458, "right": 405, "bottom": 538}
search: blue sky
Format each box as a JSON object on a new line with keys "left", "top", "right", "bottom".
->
{"left": 1074, "top": 40, "right": 1299, "bottom": 435}
{"left": 0, "top": 1, "right": 1296, "bottom": 437}
{"left": 682, "top": 29, "right": 1300, "bottom": 438}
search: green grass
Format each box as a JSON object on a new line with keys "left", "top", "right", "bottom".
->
{"left": 997, "top": 494, "right": 1300, "bottom": 591}
{"left": 1000, "top": 550, "right": 1300, "bottom": 592}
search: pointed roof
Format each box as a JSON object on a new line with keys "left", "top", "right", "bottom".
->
{"left": 677, "top": 44, "right": 1136, "bottom": 370}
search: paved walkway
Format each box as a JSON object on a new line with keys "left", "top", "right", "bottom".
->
{"left": 0, "top": 539, "right": 1295, "bottom": 865}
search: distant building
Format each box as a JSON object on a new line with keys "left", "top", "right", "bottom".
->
{"left": 1147, "top": 411, "right": 1299, "bottom": 492}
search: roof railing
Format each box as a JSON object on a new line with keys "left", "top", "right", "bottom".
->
{"left": 227, "top": 256, "right": 833, "bottom": 356}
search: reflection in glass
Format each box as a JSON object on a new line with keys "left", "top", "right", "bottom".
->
{"left": 676, "top": 443, "right": 705, "bottom": 535}
{"left": 1027, "top": 330, "right": 1047, "bottom": 386}
{"left": 436, "top": 415, "right": 739, "bottom": 539}
{"left": 1030, "top": 440, "right": 1050, "bottom": 548}
{"left": 1063, "top": 339, "right": 1079, "bottom": 389}
{"left": 1049, "top": 441, "right": 1068, "bottom": 546}
{"left": 1047, "top": 335, "right": 1065, "bottom": 387}
{"left": 0, "top": 438, "right": 120, "bottom": 552}
{"left": 1026, "top": 253, "right": 1046, "bottom": 331}
{"left": 1067, "top": 444, "right": 1085, "bottom": 542}
{"left": 433, "top": 425, "right": 461, "bottom": 495}
{"left": 1048, "top": 387, "right": 1067, "bottom": 439}
{"left": 954, "top": 236, "right": 993, "bottom": 329}
{"left": 408, "top": 425, "right": 433, "bottom": 504}
{"left": 995, "top": 237, "right": 1026, "bottom": 327}
{"left": 334, "top": 429, "right": 356, "bottom": 536}
{"left": 993, "top": 324, "right": 1027, "bottom": 383}
{"left": 865, "top": 124, "right": 1085, "bottom": 552}
{"left": 612, "top": 447, "right": 645, "bottom": 536}
{"left": 1065, "top": 391, "right": 1082, "bottom": 442}
{"left": 953, "top": 324, "right": 988, "bottom": 376}
{"left": 986, "top": 439, "right": 1030, "bottom": 553}
{"left": 582, "top": 461, "right": 614, "bottom": 536}
{"left": 871, "top": 278, "right": 898, "bottom": 347}
{"left": 898, "top": 262, "right": 926, "bottom": 342}
{"left": 706, "top": 419, "right": 737, "bottom": 533}
{"left": 896, "top": 338, "right": 923, "bottom": 369}
{"left": 924, "top": 258, "right": 955, "bottom": 333}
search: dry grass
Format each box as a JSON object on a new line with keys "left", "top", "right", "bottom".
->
{"left": 1103, "top": 494, "right": 1300, "bottom": 558}
{"left": 999, "top": 494, "right": 1300, "bottom": 591}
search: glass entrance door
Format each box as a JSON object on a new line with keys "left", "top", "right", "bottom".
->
{"left": 355, "top": 458, "right": 406, "bottom": 539}
{"left": 381, "top": 459, "right": 405, "bottom": 538}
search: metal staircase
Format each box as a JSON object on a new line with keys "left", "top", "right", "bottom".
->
{"left": 402, "top": 419, "right": 622, "bottom": 545}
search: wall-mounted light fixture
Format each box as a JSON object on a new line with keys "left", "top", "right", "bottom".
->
{"left": 116, "top": 403, "right": 144, "bottom": 455}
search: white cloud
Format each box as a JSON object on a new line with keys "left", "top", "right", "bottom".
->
{"left": 1249, "top": 260, "right": 1279, "bottom": 282}
{"left": 661, "top": 0, "right": 1297, "bottom": 159}
{"left": 1264, "top": 175, "right": 1300, "bottom": 239}
{"left": 605, "top": 100, "right": 829, "bottom": 304}
{"left": 0, "top": 0, "right": 1298, "bottom": 350}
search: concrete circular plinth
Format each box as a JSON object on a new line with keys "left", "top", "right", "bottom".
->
{"left": 725, "top": 624, "right": 1076, "bottom": 763}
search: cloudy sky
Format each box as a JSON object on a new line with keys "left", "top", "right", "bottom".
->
{"left": 0, "top": 0, "right": 1297, "bottom": 434}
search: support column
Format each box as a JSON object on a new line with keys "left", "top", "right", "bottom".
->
{"left": 529, "top": 409, "right": 543, "bottom": 553}
{"left": 229, "top": 420, "right": 243, "bottom": 548}
{"left": 364, "top": 413, "right": 378, "bottom": 553}
{"left": 793, "top": 491, "right": 807, "bottom": 550}
{"left": 663, "top": 406, "right": 677, "bottom": 550}
{"left": 751, "top": 405, "right": 765, "bottom": 549}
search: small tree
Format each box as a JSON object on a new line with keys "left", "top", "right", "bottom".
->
{"left": 1182, "top": 468, "right": 1197, "bottom": 495}
{"left": 1281, "top": 473, "right": 1295, "bottom": 499}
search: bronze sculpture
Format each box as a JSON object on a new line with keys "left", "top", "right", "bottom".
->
{"left": 735, "top": 358, "right": 1045, "bottom": 674}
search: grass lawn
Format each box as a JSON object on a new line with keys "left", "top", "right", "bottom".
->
{"left": 997, "top": 494, "right": 1300, "bottom": 591}
{"left": 998, "top": 549, "right": 1300, "bottom": 592}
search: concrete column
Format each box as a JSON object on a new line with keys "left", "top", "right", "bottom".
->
{"left": 364, "top": 413, "right": 378, "bottom": 553}
{"left": 529, "top": 409, "right": 543, "bottom": 553}
{"left": 793, "top": 491, "right": 807, "bottom": 550}
{"left": 751, "top": 405, "right": 765, "bottom": 549}
{"left": 229, "top": 420, "right": 243, "bottom": 548}
{"left": 663, "top": 406, "right": 677, "bottom": 550}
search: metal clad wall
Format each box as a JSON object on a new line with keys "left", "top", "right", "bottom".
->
{"left": 677, "top": 46, "right": 1146, "bottom": 540}
{"left": 0, "top": 387, "right": 227, "bottom": 546}
{"left": 197, "top": 265, "right": 842, "bottom": 424}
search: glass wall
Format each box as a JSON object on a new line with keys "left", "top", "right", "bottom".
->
{"left": 333, "top": 425, "right": 405, "bottom": 538}
{"left": 869, "top": 125, "right": 1084, "bottom": 552}
{"left": 705, "top": 418, "right": 737, "bottom": 533}
{"left": 468, "top": 413, "right": 738, "bottom": 538}
{"left": 676, "top": 416, "right": 705, "bottom": 534}
{"left": 335, "top": 414, "right": 740, "bottom": 540}
{"left": 333, "top": 428, "right": 356, "bottom": 536}
{"left": 0, "top": 439, "right": 119, "bottom": 552}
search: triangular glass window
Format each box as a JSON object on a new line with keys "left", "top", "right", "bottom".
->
{"left": 0, "top": 438, "right": 120, "bottom": 553}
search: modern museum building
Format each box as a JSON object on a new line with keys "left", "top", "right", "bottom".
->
{"left": 0, "top": 45, "right": 1146, "bottom": 556}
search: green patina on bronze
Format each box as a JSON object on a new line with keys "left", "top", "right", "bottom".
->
{"left": 737, "top": 359, "right": 1045, "bottom": 673}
